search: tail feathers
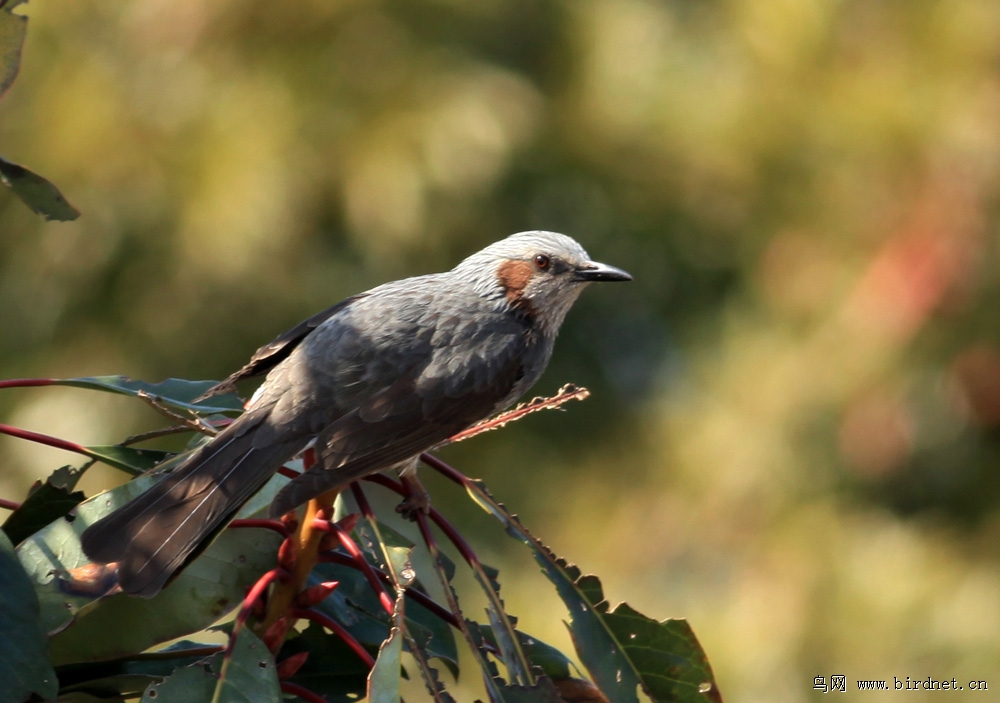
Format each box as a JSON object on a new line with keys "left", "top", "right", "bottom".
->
{"left": 81, "top": 430, "right": 303, "bottom": 597}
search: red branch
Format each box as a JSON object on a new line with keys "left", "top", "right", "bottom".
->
{"left": 419, "top": 452, "right": 469, "bottom": 486}
{"left": 277, "top": 466, "right": 301, "bottom": 479}
{"left": 320, "top": 550, "right": 457, "bottom": 628}
{"left": 363, "top": 472, "right": 481, "bottom": 568}
{"left": 349, "top": 482, "right": 378, "bottom": 523}
{"left": 0, "top": 422, "right": 92, "bottom": 457}
{"left": 228, "top": 519, "right": 291, "bottom": 538}
{"left": 280, "top": 682, "right": 328, "bottom": 703}
{"left": 227, "top": 568, "right": 287, "bottom": 656}
{"left": 0, "top": 378, "right": 57, "bottom": 390}
{"left": 313, "top": 516, "right": 394, "bottom": 616}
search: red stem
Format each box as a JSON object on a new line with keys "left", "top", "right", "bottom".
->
{"left": 349, "top": 482, "right": 377, "bottom": 522}
{"left": 277, "top": 466, "right": 301, "bottom": 479}
{"left": 419, "top": 452, "right": 469, "bottom": 486}
{"left": 313, "top": 517, "right": 394, "bottom": 616}
{"left": 280, "top": 681, "right": 328, "bottom": 703}
{"left": 228, "top": 568, "right": 286, "bottom": 655}
{"left": 291, "top": 607, "right": 376, "bottom": 668}
{"left": 319, "top": 550, "right": 458, "bottom": 628}
{"left": 0, "top": 498, "right": 21, "bottom": 511}
{"left": 0, "top": 422, "right": 92, "bottom": 457}
{"left": 0, "top": 378, "right": 56, "bottom": 390}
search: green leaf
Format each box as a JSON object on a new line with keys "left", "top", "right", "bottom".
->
{"left": 141, "top": 662, "right": 216, "bottom": 703}
{"left": 278, "top": 621, "right": 372, "bottom": 702}
{"left": 55, "top": 641, "right": 218, "bottom": 700}
{"left": 367, "top": 591, "right": 405, "bottom": 703}
{"left": 474, "top": 624, "right": 574, "bottom": 680}
{"left": 3, "top": 465, "right": 85, "bottom": 545}
{"left": 59, "top": 376, "right": 245, "bottom": 414}
{"left": 0, "top": 530, "right": 58, "bottom": 702}
{"left": 332, "top": 481, "right": 467, "bottom": 680}
{"left": 0, "top": 154, "right": 80, "bottom": 220}
{"left": 0, "top": 0, "right": 27, "bottom": 99}
{"left": 0, "top": 0, "right": 72, "bottom": 225}
{"left": 463, "top": 478, "right": 721, "bottom": 703}
{"left": 486, "top": 678, "right": 562, "bottom": 703}
{"left": 309, "top": 513, "right": 459, "bottom": 674}
{"left": 212, "top": 629, "right": 281, "bottom": 703}
{"left": 590, "top": 603, "right": 719, "bottom": 703}
{"left": 310, "top": 559, "right": 393, "bottom": 647}
{"left": 467, "top": 624, "right": 571, "bottom": 703}
{"left": 356, "top": 518, "right": 414, "bottom": 585}
{"left": 16, "top": 471, "right": 288, "bottom": 663}
{"left": 311, "top": 551, "right": 459, "bottom": 675}
{"left": 83, "top": 445, "right": 172, "bottom": 475}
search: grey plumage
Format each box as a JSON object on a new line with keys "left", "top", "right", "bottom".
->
{"left": 80, "top": 231, "right": 631, "bottom": 597}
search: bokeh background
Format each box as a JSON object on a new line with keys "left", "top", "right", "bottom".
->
{"left": 3, "top": 1, "right": 1000, "bottom": 700}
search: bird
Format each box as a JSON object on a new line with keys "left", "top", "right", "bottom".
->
{"left": 80, "top": 231, "right": 631, "bottom": 597}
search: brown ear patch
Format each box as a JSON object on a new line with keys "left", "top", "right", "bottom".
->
{"left": 496, "top": 259, "right": 535, "bottom": 306}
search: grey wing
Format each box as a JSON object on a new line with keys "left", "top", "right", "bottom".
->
{"left": 194, "top": 294, "right": 367, "bottom": 401}
{"left": 268, "top": 325, "right": 530, "bottom": 516}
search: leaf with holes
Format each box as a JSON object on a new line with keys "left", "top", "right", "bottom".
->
{"left": 138, "top": 633, "right": 278, "bottom": 703}
{"left": 55, "top": 641, "right": 217, "bottom": 700}
{"left": 463, "top": 477, "right": 721, "bottom": 703}
{"left": 140, "top": 661, "right": 216, "bottom": 703}
{"left": 213, "top": 629, "right": 281, "bottom": 703}
{"left": 473, "top": 623, "right": 575, "bottom": 681}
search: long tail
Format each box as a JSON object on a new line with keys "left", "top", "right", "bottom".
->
{"left": 80, "top": 414, "right": 305, "bottom": 598}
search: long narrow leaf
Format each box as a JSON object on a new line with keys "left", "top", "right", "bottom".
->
{"left": 60, "top": 376, "right": 244, "bottom": 413}
{"left": 367, "top": 589, "right": 406, "bottom": 703}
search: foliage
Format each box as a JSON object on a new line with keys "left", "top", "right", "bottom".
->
{"left": 0, "top": 1, "right": 77, "bottom": 220}
{"left": 6, "top": 2, "right": 1000, "bottom": 699}
{"left": 0, "top": 376, "right": 720, "bottom": 702}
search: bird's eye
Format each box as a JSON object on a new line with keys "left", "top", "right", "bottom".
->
{"left": 534, "top": 254, "right": 551, "bottom": 270}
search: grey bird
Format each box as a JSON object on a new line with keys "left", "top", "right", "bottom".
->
{"left": 80, "top": 231, "right": 631, "bottom": 597}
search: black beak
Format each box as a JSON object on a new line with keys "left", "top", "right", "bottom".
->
{"left": 573, "top": 261, "right": 633, "bottom": 282}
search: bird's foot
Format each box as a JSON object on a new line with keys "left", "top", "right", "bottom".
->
{"left": 396, "top": 475, "right": 432, "bottom": 519}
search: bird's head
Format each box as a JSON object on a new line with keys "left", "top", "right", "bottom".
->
{"left": 454, "top": 231, "right": 632, "bottom": 335}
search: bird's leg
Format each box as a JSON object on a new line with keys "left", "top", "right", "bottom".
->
{"left": 396, "top": 472, "right": 432, "bottom": 519}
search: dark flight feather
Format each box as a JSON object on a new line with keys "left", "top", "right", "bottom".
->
{"left": 80, "top": 406, "right": 310, "bottom": 596}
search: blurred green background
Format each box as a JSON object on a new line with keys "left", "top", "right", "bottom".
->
{"left": 3, "top": 0, "right": 1000, "bottom": 700}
